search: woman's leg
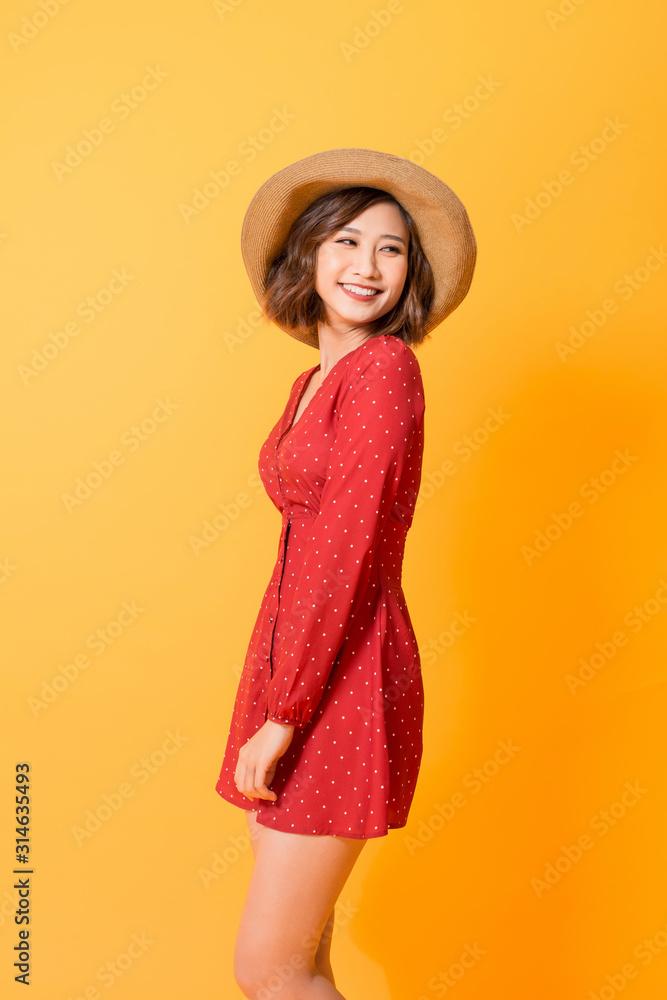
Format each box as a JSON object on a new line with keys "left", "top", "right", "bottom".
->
{"left": 246, "top": 812, "right": 337, "bottom": 984}
{"left": 236, "top": 813, "right": 367, "bottom": 999}
{"left": 246, "top": 809, "right": 264, "bottom": 858}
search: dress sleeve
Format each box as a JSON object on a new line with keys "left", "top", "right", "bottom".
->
{"left": 265, "top": 346, "right": 424, "bottom": 729}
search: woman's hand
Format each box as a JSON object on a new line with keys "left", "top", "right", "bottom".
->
{"left": 234, "top": 719, "right": 295, "bottom": 802}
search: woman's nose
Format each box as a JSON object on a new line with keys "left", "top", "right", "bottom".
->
{"left": 352, "top": 246, "right": 380, "bottom": 278}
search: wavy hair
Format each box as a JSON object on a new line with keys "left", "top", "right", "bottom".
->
{"left": 261, "top": 186, "right": 435, "bottom": 347}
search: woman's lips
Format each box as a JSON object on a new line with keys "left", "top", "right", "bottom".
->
{"left": 338, "top": 283, "right": 382, "bottom": 302}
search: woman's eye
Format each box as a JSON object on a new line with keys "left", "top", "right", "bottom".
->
{"left": 334, "top": 238, "right": 402, "bottom": 253}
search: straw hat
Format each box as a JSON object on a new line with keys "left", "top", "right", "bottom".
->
{"left": 240, "top": 146, "right": 477, "bottom": 347}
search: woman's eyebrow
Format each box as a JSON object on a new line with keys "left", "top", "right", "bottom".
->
{"left": 338, "top": 225, "right": 407, "bottom": 246}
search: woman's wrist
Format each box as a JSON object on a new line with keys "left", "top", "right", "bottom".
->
{"left": 266, "top": 717, "right": 295, "bottom": 729}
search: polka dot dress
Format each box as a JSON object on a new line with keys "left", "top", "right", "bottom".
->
{"left": 215, "top": 333, "right": 425, "bottom": 839}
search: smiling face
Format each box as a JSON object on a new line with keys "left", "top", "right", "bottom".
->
{"left": 314, "top": 200, "right": 410, "bottom": 334}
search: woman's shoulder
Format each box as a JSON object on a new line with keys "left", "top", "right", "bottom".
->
{"left": 351, "top": 333, "right": 423, "bottom": 385}
{"left": 366, "top": 332, "right": 419, "bottom": 360}
{"left": 340, "top": 334, "right": 424, "bottom": 424}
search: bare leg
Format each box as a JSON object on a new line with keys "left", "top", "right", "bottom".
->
{"left": 246, "top": 812, "right": 337, "bottom": 985}
{"left": 246, "top": 809, "right": 264, "bottom": 858}
{"left": 236, "top": 812, "right": 367, "bottom": 999}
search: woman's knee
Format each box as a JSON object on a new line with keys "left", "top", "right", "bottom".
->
{"left": 314, "top": 908, "right": 335, "bottom": 961}
{"left": 233, "top": 937, "right": 314, "bottom": 999}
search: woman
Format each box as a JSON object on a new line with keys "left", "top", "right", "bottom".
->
{"left": 214, "top": 148, "right": 477, "bottom": 999}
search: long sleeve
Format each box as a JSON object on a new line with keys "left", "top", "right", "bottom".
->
{"left": 266, "top": 343, "right": 424, "bottom": 728}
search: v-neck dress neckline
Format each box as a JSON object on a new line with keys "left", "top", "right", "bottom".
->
{"left": 287, "top": 365, "right": 321, "bottom": 435}
{"left": 282, "top": 337, "right": 376, "bottom": 442}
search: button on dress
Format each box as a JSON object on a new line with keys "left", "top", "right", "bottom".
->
{"left": 215, "top": 333, "right": 425, "bottom": 839}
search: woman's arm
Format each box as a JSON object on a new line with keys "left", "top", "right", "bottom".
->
{"left": 266, "top": 341, "right": 424, "bottom": 729}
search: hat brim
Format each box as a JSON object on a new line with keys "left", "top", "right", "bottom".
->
{"left": 240, "top": 147, "right": 477, "bottom": 347}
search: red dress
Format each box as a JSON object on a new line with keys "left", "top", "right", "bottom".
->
{"left": 215, "top": 333, "right": 425, "bottom": 839}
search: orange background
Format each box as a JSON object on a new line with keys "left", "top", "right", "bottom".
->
{"left": 2, "top": 1, "right": 666, "bottom": 997}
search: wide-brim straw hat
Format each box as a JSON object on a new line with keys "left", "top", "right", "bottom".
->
{"left": 240, "top": 146, "right": 477, "bottom": 348}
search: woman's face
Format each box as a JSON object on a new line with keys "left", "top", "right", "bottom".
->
{"left": 314, "top": 201, "right": 410, "bottom": 332}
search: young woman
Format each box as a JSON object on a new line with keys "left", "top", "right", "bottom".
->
{"left": 214, "top": 148, "right": 477, "bottom": 999}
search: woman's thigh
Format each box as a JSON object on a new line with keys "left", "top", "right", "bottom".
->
{"left": 234, "top": 820, "right": 366, "bottom": 992}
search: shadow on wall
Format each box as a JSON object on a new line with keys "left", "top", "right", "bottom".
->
{"left": 349, "top": 360, "right": 664, "bottom": 998}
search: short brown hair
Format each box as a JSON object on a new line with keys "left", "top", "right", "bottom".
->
{"left": 261, "top": 186, "right": 435, "bottom": 347}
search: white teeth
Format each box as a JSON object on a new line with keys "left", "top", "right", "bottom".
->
{"left": 341, "top": 283, "right": 380, "bottom": 296}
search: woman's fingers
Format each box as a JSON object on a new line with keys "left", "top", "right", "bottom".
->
{"left": 235, "top": 758, "right": 256, "bottom": 799}
{"left": 253, "top": 761, "right": 278, "bottom": 801}
{"left": 248, "top": 758, "right": 277, "bottom": 801}
{"left": 234, "top": 758, "right": 249, "bottom": 796}
{"left": 236, "top": 754, "right": 277, "bottom": 801}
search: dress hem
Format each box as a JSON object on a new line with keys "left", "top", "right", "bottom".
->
{"left": 215, "top": 785, "right": 407, "bottom": 839}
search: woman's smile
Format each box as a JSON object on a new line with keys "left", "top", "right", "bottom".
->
{"left": 338, "top": 282, "right": 383, "bottom": 301}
